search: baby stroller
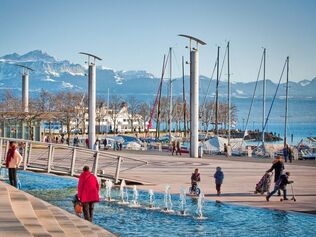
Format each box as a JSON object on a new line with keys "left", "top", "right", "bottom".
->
{"left": 255, "top": 172, "right": 273, "bottom": 195}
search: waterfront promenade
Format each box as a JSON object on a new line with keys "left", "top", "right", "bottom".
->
{"left": 114, "top": 150, "right": 316, "bottom": 214}
{"left": 1, "top": 146, "right": 316, "bottom": 236}
{"left": 0, "top": 181, "right": 115, "bottom": 237}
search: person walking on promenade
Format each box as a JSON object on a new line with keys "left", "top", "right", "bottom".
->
{"left": 214, "top": 167, "right": 224, "bottom": 196}
{"left": 266, "top": 171, "right": 293, "bottom": 201}
{"left": 5, "top": 141, "right": 22, "bottom": 187}
{"left": 283, "top": 144, "right": 290, "bottom": 162}
{"left": 176, "top": 140, "right": 182, "bottom": 156}
{"left": 224, "top": 143, "right": 228, "bottom": 156}
{"left": 103, "top": 138, "right": 107, "bottom": 150}
{"left": 266, "top": 156, "right": 284, "bottom": 196}
{"left": 171, "top": 140, "right": 176, "bottom": 156}
{"left": 78, "top": 166, "right": 100, "bottom": 222}
{"left": 288, "top": 147, "right": 293, "bottom": 163}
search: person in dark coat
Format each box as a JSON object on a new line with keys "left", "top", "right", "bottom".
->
{"left": 176, "top": 140, "right": 182, "bottom": 156}
{"left": 171, "top": 140, "right": 176, "bottom": 156}
{"left": 266, "top": 172, "right": 293, "bottom": 201}
{"left": 103, "top": 138, "right": 107, "bottom": 150}
{"left": 191, "top": 168, "right": 201, "bottom": 193}
{"left": 213, "top": 167, "right": 224, "bottom": 196}
{"left": 266, "top": 156, "right": 284, "bottom": 196}
{"left": 283, "top": 144, "right": 290, "bottom": 162}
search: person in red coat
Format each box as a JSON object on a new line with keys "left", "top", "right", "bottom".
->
{"left": 78, "top": 166, "right": 100, "bottom": 222}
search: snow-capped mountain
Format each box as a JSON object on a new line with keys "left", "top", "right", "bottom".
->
{"left": 0, "top": 50, "right": 315, "bottom": 101}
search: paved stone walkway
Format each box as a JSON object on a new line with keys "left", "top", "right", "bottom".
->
{"left": 114, "top": 150, "right": 316, "bottom": 214}
{"left": 0, "top": 181, "right": 115, "bottom": 237}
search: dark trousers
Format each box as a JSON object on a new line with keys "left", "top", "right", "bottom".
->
{"left": 82, "top": 202, "right": 95, "bottom": 222}
{"left": 8, "top": 168, "right": 17, "bottom": 187}
{"left": 216, "top": 184, "right": 222, "bottom": 193}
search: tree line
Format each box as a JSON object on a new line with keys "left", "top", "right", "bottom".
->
{"left": 0, "top": 89, "right": 237, "bottom": 141}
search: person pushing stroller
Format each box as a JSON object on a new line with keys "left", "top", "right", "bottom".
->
{"left": 266, "top": 172, "right": 294, "bottom": 201}
{"left": 266, "top": 156, "right": 284, "bottom": 196}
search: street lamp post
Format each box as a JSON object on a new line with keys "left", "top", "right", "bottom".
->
{"left": 178, "top": 34, "right": 206, "bottom": 158}
{"left": 79, "top": 52, "right": 102, "bottom": 149}
{"left": 15, "top": 64, "right": 34, "bottom": 113}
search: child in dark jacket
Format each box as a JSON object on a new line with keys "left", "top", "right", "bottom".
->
{"left": 266, "top": 172, "right": 293, "bottom": 201}
{"left": 214, "top": 167, "right": 224, "bottom": 196}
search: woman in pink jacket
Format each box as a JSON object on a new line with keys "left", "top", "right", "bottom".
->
{"left": 77, "top": 165, "right": 100, "bottom": 222}
{"left": 6, "top": 141, "right": 22, "bottom": 187}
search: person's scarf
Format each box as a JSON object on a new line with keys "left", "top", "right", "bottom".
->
{"left": 6, "top": 146, "right": 16, "bottom": 168}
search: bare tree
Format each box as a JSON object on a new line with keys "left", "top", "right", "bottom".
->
{"left": 172, "top": 97, "right": 183, "bottom": 132}
{"left": 109, "top": 95, "right": 122, "bottom": 134}
{"left": 138, "top": 102, "right": 150, "bottom": 132}
{"left": 96, "top": 97, "right": 106, "bottom": 134}
{"left": 200, "top": 99, "right": 213, "bottom": 132}
{"left": 54, "top": 91, "right": 82, "bottom": 145}
{"left": 127, "top": 96, "right": 139, "bottom": 132}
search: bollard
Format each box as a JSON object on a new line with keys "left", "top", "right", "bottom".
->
{"left": 92, "top": 152, "right": 99, "bottom": 176}
{"left": 70, "top": 148, "right": 77, "bottom": 176}
{"left": 114, "top": 156, "right": 122, "bottom": 184}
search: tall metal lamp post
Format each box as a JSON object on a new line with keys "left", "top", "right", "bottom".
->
{"left": 178, "top": 34, "right": 206, "bottom": 158}
{"left": 15, "top": 64, "right": 34, "bottom": 113}
{"left": 79, "top": 52, "right": 102, "bottom": 149}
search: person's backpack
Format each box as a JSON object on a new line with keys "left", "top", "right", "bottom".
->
{"left": 72, "top": 194, "right": 82, "bottom": 216}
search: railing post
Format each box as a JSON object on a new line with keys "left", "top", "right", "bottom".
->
{"left": 0, "top": 138, "right": 3, "bottom": 167}
{"left": 23, "top": 142, "right": 28, "bottom": 171}
{"left": 5, "top": 140, "right": 10, "bottom": 156}
{"left": 92, "top": 151, "right": 99, "bottom": 176}
{"left": 70, "top": 148, "right": 77, "bottom": 176}
{"left": 2, "top": 140, "right": 10, "bottom": 165}
{"left": 27, "top": 143, "right": 32, "bottom": 165}
{"left": 114, "top": 156, "right": 122, "bottom": 184}
{"left": 47, "top": 144, "right": 53, "bottom": 173}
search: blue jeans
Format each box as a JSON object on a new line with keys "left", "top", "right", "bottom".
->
{"left": 267, "top": 185, "right": 287, "bottom": 199}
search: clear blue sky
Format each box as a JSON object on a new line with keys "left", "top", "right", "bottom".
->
{"left": 0, "top": 0, "right": 315, "bottom": 82}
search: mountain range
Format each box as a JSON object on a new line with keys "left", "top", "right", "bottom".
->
{"left": 0, "top": 50, "right": 315, "bottom": 101}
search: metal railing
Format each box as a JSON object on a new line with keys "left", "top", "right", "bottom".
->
{"left": 0, "top": 137, "right": 148, "bottom": 183}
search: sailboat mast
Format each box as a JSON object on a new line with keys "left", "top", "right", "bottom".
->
{"left": 227, "top": 42, "right": 231, "bottom": 144}
{"left": 107, "top": 88, "right": 110, "bottom": 109}
{"left": 284, "top": 56, "right": 289, "bottom": 147}
{"left": 182, "top": 56, "right": 187, "bottom": 137}
{"left": 215, "top": 46, "right": 220, "bottom": 135}
{"left": 262, "top": 48, "right": 266, "bottom": 148}
{"left": 169, "top": 47, "right": 172, "bottom": 141}
{"left": 156, "top": 54, "right": 167, "bottom": 138}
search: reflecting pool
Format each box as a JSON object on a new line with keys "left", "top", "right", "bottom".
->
{"left": 16, "top": 171, "right": 316, "bottom": 237}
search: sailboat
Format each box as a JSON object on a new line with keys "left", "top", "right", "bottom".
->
{"left": 203, "top": 42, "right": 245, "bottom": 155}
